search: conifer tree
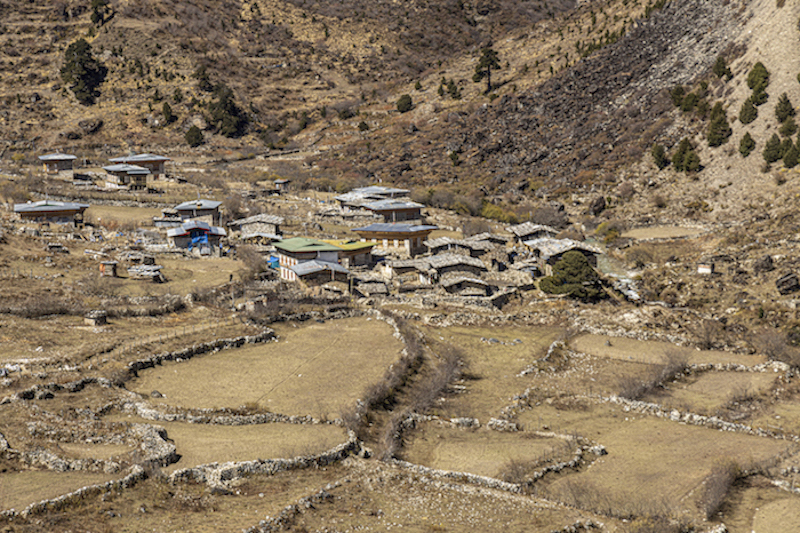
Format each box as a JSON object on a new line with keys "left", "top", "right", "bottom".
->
{"left": 707, "top": 102, "right": 732, "bottom": 147}
{"left": 60, "top": 38, "right": 107, "bottom": 105}
{"left": 473, "top": 47, "right": 501, "bottom": 94}
{"left": 739, "top": 98, "right": 757, "bottom": 125}
{"left": 739, "top": 132, "right": 755, "bottom": 158}
{"left": 776, "top": 92, "right": 796, "bottom": 123}
{"left": 763, "top": 133, "right": 783, "bottom": 163}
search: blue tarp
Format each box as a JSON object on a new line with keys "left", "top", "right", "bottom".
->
{"left": 188, "top": 233, "right": 209, "bottom": 250}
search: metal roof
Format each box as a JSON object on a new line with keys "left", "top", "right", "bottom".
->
{"left": 506, "top": 221, "right": 559, "bottom": 238}
{"left": 273, "top": 237, "right": 342, "bottom": 253}
{"left": 167, "top": 220, "right": 227, "bottom": 237}
{"left": 427, "top": 253, "right": 487, "bottom": 271}
{"left": 228, "top": 213, "right": 284, "bottom": 227}
{"left": 522, "top": 237, "right": 602, "bottom": 259}
{"left": 353, "top": 223, "right": 438, "bottom": 234}
{"left": 175, "top": 199, "right": 223, "bottom": 211}
{"left": 352, "top": 186, "right": 409, "bottom": 196}
{"left": 109, "top": 153, "right": 171, "bottom": 163}
{"left": 14, "top": 200, "right": 89, "bottom": 214}
{"left": 322, "top": 239, "right": 375, "bottom": 252}
{"left": 289, "top": 260, "right": 350, "bottom": 277}
{"left": 363, "top": 199, "right": 424, "bottom": 211}
{"left": 102, "top": 163, "right": 150, "bottom": 174}
{"left": 38, "top": 153, "right": 76, "bottom": 161}
{"left": 424, "top": 236, "right": 494, "bottom": 251}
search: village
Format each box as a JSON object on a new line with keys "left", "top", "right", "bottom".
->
{"left": 12, "top": 151, "right": 610, "bottom": 310}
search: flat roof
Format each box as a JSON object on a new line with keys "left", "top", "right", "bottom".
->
{"left": 322, "top": 239, "right": 375, "bottom": 252}
{"left": 353, "top": 223, "right": 439, "bottom": 234}
{"left": 363, "top": 199, "right": 424, "bottom": 211}
{"left": 14, "top": 200, "right": 89, "bottom": 214}
{"left": 109, "top": 153, "right": 171, "bottom": 163}
{"left": 289, "top": 260, "right": 350, "bottom": 277}
{"left": 38, "top": 153, "right": 76, "bottom": 161}
{"left": 274, "top": 237, "right": 342, "bottom": 253}
{"left": 167, "top": 220, "right": 227, "bottom": 237}
{"left": 103, "top": 164, "right": 150, "bottom": 174}
{"left": 175, "top": 199, "right": 223, "bottom": 211}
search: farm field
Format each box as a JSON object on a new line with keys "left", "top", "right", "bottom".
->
{"left": 130, "top": 317, "right": 404, "bottom": 418}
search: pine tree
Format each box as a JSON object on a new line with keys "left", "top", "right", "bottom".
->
{"left": 670, "top": 85, "right": 685, "bottom": 107}
{"left": 712, "top": 56, "right": 733, "bottom": 81}
{"left": 396, "top": 94, "right": 413, "bottom": 113}
{"left": 185, "top": 125, "right": 203, "bottom": 147}
{"left": 672, "top": 138, "right": 700, "bottom": 172}
{"left": 739, "top": 132, "right": 755, "bottom": 158}
{"left": 739, "top": 97, "right": 758, "bottom": 124}
{"left": 763, "top": 133, "right": 783, "bottom": 163}
{"left": 60, "top": 38, "right": 107, "bottom": 105}
{"left": 707, "top": 102, "right": 732, "bottom": 147}
{"left": 206, "top": 84, "right": 248, "bottom": 137}
{"left": 776, "top": 92, "right": 796, "bottom": 123}
{"left": 784, "top": 144, "right": 799, "bottom": 169}
{"left": 538, "top": 251, "right": 606, "bottom": 302}
{"left": 651, "top": 144, "right": 668, "bottom": 169}
{"left": 747, "top": 62, "right": 770, "bottom": 93}
{"left": 780, "top": 116, "right": 798, "bottom": 137}
{"left": 162, "top": 102, "right": 175, "bottom": 124}
{"left": 473, "top": 47, "right": 501, "bottom": 94}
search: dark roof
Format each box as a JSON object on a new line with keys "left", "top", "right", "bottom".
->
{"left": 353, "top": 223, "right": 438, "bottom": 234}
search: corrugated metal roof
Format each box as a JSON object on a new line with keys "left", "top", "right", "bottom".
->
{"left": 522, "top": 237, "right": 602, "bottom": 259}
{"left": 103, "top": 164, "right": 150, "bottom": 174}
{"left": 353, "top": 223, "right": 439, "bottom": 234}
{"left": 506, "top": 221, "right": 559, "bottom": 238}
{"left": 175, "top": 199, "right": 222, "bottom": 211}
{"left": 38, "top": 153, "right": 76, "bottom": 161}
{"left": 363, "top": 199, "right": 424, "bottom": 211}
{"left": 274, "top": 237, "right": 342, "bottom": 253}
{"left": 228, "top": 213, "right": 284, "bottom": 226}
{"left": 167, "top": 220, "right": 227, "bottom": 237}
{"left": 14, "top": 200, "right": 89, "bottom": 213}
{"left": 109, "top": 153, "right": 171, "bottom": 163}
{"left": 353, "top": 186, "right": 409, "bottom": 196}
{"left": 289, "top": 260, "right": 350, "bottom": 277}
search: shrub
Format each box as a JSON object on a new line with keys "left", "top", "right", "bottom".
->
{"left": 739, "top": 132, "right": 755, "bottom": 157}
{"left": 207, "top": 84, "right": 248, "bottom": 137}
{"left": 680, "top": 92, "right": 698, "bottom": 113}
{"left": 185, "top": 125, "right": 204, "bottom": 147}
{"left": 776, "top": 92, "right": 796, "bottom": 123}
{"left": 538, "top": 251, "right": 606, "bottom": 302}
{"left": 414, "top": 80, "right": 422, "bottom": 91}
{"left": 669, "top": 85, "right": 685, "bottom": 107}
{"left": 763, "top": 133, "right": 784, "bottom": 163}
{"left": 739, "top": 97, "right": 758, "bottom": 124}
{"left": 701, "top": 460, "right": 739, "bottom": 519}
{"left": 396, "top": 94, "right": 413, "bottom": 113}
{"left": 162, "top": 102, "right": 175, "bottom": 124}
{"left": 707, "top": 102, "right": 732, "bottom": 147}
{"left": 751, "top": 88, "right": 769, "bottom": 106}
{"left": 357, "top": 120, "right": 369, "bottom": 131}
{"left": 651, "top": 144, "right": 669, "bottom": 169}
{"left": 712, "top": 55, "right": 733, "bottom": 81}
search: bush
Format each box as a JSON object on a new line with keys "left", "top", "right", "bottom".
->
{"left": 707, "top": 102, "right": 732, "bottom": 147}
{"left": 739, "top": 97, "right": 758, "bottom": 124}
{"left": 538, "top": 251, "right": 606, "bottom": 302}
{"left": 185, "top": 125, "right": 204, "bottom": 147}
{"left": 162, "top": 102, "right": 175, "bottom": 124}
{"left": 651, "top": 144, "right": 669, "bottom": 169}
{"left": 669, "top": 85, "right": 685, "bottom": 107}
{"left": 763, "top": 133, "right": 784, "bottom": 163}
{"left": 713, "top": 55, "right": 733, "bottom": 81}
{"left": 739, "top": 132, "right": 755, "bottom": 157}
{"left": 207, "top": 84, "right": 248, "bottom": 137}
{"left": 357, "top": 120, "right": 369, "bottom": 131}
{"left": 776, "top": 92, "right": 796, "bottom": 123}
{"left": 680, "top": 92, "right": 698, "bottom": 113}
{"left": 396, "top": 94, "right": 413, "bottom": 113}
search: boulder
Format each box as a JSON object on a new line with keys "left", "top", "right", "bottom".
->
{"left": 753, "top": 254, "right": 774, "bottom": 274}
{"left": 776, "top": 272, "right": 800, "bottom": 295}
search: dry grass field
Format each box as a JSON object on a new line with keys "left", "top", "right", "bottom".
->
{"left": 130, "top": 317, "right": 404, "bottom": 418}
{"left": 621, "top": 226, "right": 705, "bottom": 240}
{"left": 0, "top": 471, "right": 115, "bottom": 512}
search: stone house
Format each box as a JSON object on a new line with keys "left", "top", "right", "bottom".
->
{"left": 522, "top": 237, "right": 602, "bottom": 275}
{"left": 334, "top": 186, "right": 410, "bottom": 210}
{"left": 103, "top": 164, "right": 150, "bottom": 190}
{"left": 174, "top": 199, "right": 222, "bottom": 225}
{"left": 108, "top": 153, "right": 170, "bottom": 179}
{"left": 352, "top": 223, "right": 438, "bottom": 257}
{"left": 228, "top": 213, "right": 284, "bottom": 240}
{"left": 273, "top": 237, "right": 343, "bottom": 282}
{"left": 363, "top": 199, "right": 425, "bottom": 224}
{"left": 167, "top": 220, "right": 227, "bottom": 256}
{"left": 507, "top": 222, "right": 559, "bottom": 243}
{"left": 424, "top": 236, "right": 495, "bottom": 257}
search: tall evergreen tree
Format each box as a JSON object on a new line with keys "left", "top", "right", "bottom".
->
{"left": 472, "top": 47, "right": 501, "bottom": 94}
{"left": 739, "top": 132, "right": 755, "bottom": 158}
{"left": 707, "top": 102, "right": 732, "bottom": 147}
{"left": 651, "top": 144, "right": 669, "bottom": 170}
{"left": 763, "top": 133, "right": 784, "bottom": 163}
{"left": 739, "top": 97, "right": 758, "bottom": 124}
{"left": 776, "top": 92, "right": 796, "bottom": 123}
{"left": 60, "top": 38, "right": 107, "bottom": 105}
{"left": 207, "top": 84, "right": 248, "bottom": 137}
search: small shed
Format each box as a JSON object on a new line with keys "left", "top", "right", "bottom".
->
{"left": 39, "top": 153, "right": 76, "bottom": 176}
{"left": 99, "top": 261, "right": 118, "bottom": 277}
{"left": 441, "top": 275, "right": 491, "bottom": 296}
{"left": 84, "top": 310, "right": 108, "bottom": 326}
{"left": 697, "top": 262, "right": 715, "bottom": 275}
{"left": 274, "top": 179, "right": 291, "bottom": 192}
{"left": 507, "top": 222, "right": 559, "bottom": 243}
